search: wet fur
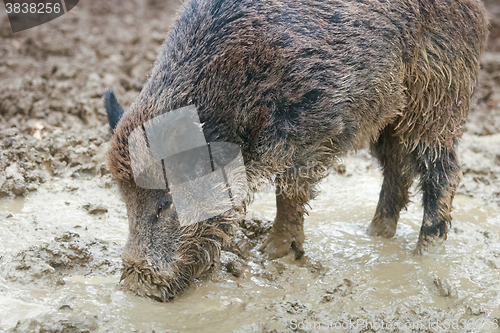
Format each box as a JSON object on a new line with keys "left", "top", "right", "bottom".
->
{"left": 120, "top": 218, "right": 235, "bottom": 301}
{"left": 107, "top": 0, "right": 488, "bottom": 301}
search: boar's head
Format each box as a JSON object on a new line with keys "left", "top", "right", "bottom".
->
{"left": 104, "top": 90, "right": 241, "bottom": 301}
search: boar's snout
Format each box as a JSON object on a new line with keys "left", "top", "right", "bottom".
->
{"left": 120, "top": 225, "right": 226, "bottom": 302}
{"left": 117, "top": 187, "right": 188, "bottom": 301}
{"left": 119, "top": 223, "right": 184, "bottom": 301}
{"left": 118, "top": 189, "right": 234, "bottom": 302}
{"left": 120, "top": 252, "right": 186, "bottom": 302}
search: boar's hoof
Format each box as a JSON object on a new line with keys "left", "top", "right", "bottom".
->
{"left": 367, "top": 216, "right": 398, "bottom": 238}
{"left": 259, "top": 223, "right": 305, "bottom": 260}
{"left": 414, "top": 235, "right": 447, "bottom": 255}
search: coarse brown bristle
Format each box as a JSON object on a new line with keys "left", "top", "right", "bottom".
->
{"left": 120, "top": 218, "right": 237, "bottom": 302}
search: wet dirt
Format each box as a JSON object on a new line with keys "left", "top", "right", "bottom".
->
{"left": 1, "top": 0, "right": 500, "bottom": 332}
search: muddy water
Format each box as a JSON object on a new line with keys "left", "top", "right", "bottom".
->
{"left": 1, "top": 154, "right": 499, "bottom": 332}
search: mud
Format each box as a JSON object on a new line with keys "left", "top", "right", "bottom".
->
{"left": 0, "top": 0, "right": 499, "bottom": 332}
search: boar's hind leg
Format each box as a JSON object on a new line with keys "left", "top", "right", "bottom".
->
{"left": 259, "top": 177, "right": 310, "bottom": 260}
{"left": 368, "top": 125, "right": 416, "bottom": 238}
{"left": 414, "top": 144, "right": 462, "bottom": 254}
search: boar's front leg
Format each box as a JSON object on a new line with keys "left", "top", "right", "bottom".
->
{"left": 259, "top": 176, "right": 310, "bottom": 260}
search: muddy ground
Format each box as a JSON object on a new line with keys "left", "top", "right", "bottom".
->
{"left": 0, "top": 0, "right": 500, "bottom": 332}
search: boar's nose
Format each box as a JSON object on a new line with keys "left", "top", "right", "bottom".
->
{"left": 121, "top": 254, "right": 158, "bottom": 279}
{"left": 120, "top": 249, "right": 184, "bottom": 302}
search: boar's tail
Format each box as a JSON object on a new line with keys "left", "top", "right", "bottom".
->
{"left": 104, "top": 89, "right": 124, "bottom": 134}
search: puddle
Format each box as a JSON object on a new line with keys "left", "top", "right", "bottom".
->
{"left": 0, "top": 155, "right": 499, "bottom": 332}
{"left": 0, "top": 197, "right": 26, "bottom": 215}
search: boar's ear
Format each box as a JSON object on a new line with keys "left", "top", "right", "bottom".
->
{"left": 104, "top": 89, "right": 124, "bottom": 133}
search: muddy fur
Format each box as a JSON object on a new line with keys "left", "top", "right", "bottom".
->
{"left": 120, "top": 219, "right": 233, "bottom": 301}
{"left": 106, "top": 0, "right": 488, "bottom": 301}
{"left": 116, "top": 182, "right": 240, "bottom": 301}
{"left": 258, "top": 182, "right": 308, "bottom": 260}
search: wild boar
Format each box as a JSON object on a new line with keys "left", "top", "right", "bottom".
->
{"left": 105, "top": 0, "right": 488, "bottom": 301}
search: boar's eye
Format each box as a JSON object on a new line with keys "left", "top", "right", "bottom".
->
{"left": 155, "top": 199, "right": 172, "bottom": 218}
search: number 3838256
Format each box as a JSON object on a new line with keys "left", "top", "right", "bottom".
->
{"left": 5, "top": 2, "right": 62, "bottom": 14}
